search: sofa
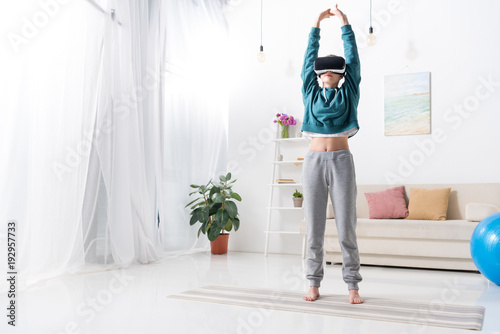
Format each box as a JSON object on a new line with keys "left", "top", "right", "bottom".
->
{"left": 300, "top": 183, "right": 500, "bottom": 271}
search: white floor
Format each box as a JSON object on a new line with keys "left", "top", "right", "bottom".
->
{"left": 1, "top": 252, "right": 499, "bottom": 334}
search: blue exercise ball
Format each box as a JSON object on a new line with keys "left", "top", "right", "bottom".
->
{"left": 470, "top": 212, "right": 500, "bottom": 286}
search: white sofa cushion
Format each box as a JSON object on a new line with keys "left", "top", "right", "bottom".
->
{"left": 465, "top": 203, "right": 500, "bottom": 222}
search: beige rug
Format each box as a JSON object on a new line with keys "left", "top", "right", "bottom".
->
{"left": 167, "top": 285, "right": 485, "bottom": 331}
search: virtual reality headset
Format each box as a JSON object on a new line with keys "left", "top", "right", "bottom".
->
{"left": 314, "top": 56, "right": 346, "bottom": 76}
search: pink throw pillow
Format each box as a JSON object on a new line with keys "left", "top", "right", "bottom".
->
{"left": 364, "top": 186, "right": 409, "bottom": 219}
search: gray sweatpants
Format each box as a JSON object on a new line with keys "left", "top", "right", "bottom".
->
{"left": 302, "top": 149, "right": 362, "bottom": 290}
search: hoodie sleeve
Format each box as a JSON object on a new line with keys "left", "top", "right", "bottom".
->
{"left": 341, "top": 25, "right": 361, "bottom": 94}
{"left": 301, "top": 27, "right": 321, "bottom": 96}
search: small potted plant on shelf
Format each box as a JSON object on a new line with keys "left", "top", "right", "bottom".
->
{"left": 293, "top": 189, "right": 303, "bottom": 207}
{"left": 185, "top": 172, "right": 242, "bottom": 255}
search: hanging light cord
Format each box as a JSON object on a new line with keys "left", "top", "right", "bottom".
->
{"left": 260, "top": 0, "right": 263, "bottom": 47}
{"left": 369, "top": 0, "right": 372, "bottom": 28}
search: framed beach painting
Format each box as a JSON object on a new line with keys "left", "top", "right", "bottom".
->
{"left": 384, "top": 72, "right": 431, "bottom": 136}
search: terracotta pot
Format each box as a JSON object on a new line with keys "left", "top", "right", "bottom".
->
{"left": 210, "top": 234, "right": 229, "bottom": 255}
{"left": 293, "top": 197, "right": 303, "bottom": 207}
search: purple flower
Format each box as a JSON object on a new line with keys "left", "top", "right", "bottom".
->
{"left": 273, "top": 112, "right": 297, "bottom": 126}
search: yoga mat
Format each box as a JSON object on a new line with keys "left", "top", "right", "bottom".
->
{"left": 167, "top": 285, "right": 484, "bottom": 331}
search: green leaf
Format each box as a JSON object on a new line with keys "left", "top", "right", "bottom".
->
{"left": 214, "top": 193, "right": 225, "bottom": 203}
{"left": 190, "top": 184, "right": 200, "bottom": 188}
{"left": 200, "top": 220, "right": 208, "bottom": 234}
{"left": 189, "top": 208, "right": 203, "bottom": 223}
{"left": 219, "top": 174, "right": 227, "bottom": 182}
{"left": 190, "top": 201, "right": 205, "bottom": 210}
{"left": 197, "top": 226, "right": 203, "bottom": 238}
{"left": 225, "top": 201, "right": 237, "bottom": 218}
{"left": 201, "top": 207, "right": 210, "bottom": 223}
{"left": 225, "top": 172, "right": 231, "bottom": 181}
{"left": 214, "top": 208, "right": 230, "bottom": 229}
{"left": 232, "top": 217, "right": 240, "bottom": 231}
{"left": 209, "top": 203, "right": 221, "bottom": 216}
{"left": 209, "top": 186, "right": 221, "bottom": 198}
{"left": 185, "top": 197, "right": 201, "bottom": 208}
{"left": 208, "top": 225, "right": 221, "bottom": 241}
{"left": 231, "top": 192, "right": 242, "bottom": 201}
{"left": 225, "top": 219, "right": 233, "bottom": 232}
{"left": 189, "top": 213, "right": 199, "bottom": 226}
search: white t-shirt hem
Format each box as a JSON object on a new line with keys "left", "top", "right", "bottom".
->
{"left": 302, "top": 127, "right": 358, "bottom": 138}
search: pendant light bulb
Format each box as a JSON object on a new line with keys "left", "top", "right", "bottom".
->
{"left": 367, "top": 27, "right": 377, "bottom": 46}
{"left": 367, "top": 0, "right": 376, "bottom": 46}
{"left": 257, "top": 45, "right": 266, "bottom": 63}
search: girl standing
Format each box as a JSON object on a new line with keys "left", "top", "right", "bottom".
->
{"left": 301, "top": 5, "right": 363, "bottom": 304}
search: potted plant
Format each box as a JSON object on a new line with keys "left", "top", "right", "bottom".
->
{"left": 185, "top": 172, "right": 242, "bottom": 255}
{"left": 293, "top": 189, "right": 303, "bottom": 207}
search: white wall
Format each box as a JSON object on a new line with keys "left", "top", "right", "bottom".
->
{"left": 225, "top": 0, "right": 500, "bottom": 254}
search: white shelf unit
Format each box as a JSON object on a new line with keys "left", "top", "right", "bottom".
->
{"left": 268, "top": 183, "right": 303, "bottom": 187}
{"left": 266, "top": 207, "right": 303, "bottom": 210}
{"left": 272, "top": 161, "right": 303, "bottom": 165}
{"left": 264, "top": 136, "right": 310, "bottom": 258}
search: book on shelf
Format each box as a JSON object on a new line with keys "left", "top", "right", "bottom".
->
{"left": 276, "top": 178, "right": 295, "bottom": 184}
{"left": 294, "top": 157, "right": 304, "bottom": 166}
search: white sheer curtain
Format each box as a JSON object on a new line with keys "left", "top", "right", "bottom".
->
{"left": 160, "top": 0, "right": 229, "bottom": 252}
{"left": 0, "top": 0, "right": 117, "bottom": 290}
{"left": 0, "top": 0, "right": 229, "bottom": 292}
{"left": 84, "top": 0, "right": 163, "bottom": 268}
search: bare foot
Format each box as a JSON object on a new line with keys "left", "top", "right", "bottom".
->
{"left": 349, "top": 289, "right": 363, "bottom": 304}
{"left": 303, "top": 286, "right": 320, "bottom": 301}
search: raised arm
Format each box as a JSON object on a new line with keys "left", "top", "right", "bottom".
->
{"left": 332, "top": 5, "right": 361, "bottom": 88}
{"left": 301, "top": 9, "right": 334, "bottom": 95}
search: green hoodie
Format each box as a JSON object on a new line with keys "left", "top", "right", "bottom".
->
{"left": 300, "top": 25, "right": 361, "bottom": 137}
